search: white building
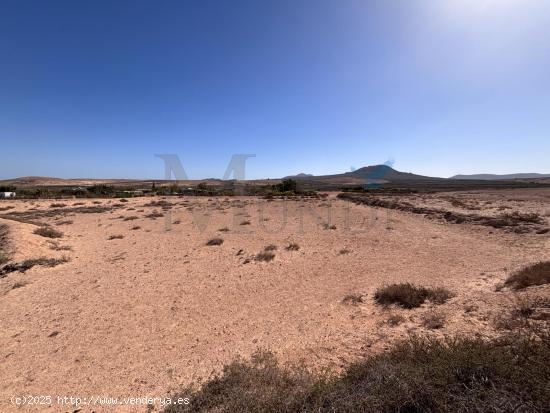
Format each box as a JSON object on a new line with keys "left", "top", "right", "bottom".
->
{"left": 0, "top": 192, "right": 16, "bottom": 198}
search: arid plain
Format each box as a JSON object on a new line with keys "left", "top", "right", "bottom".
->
{"left": 1, "top": 189, "right": 549, "bottom": 412}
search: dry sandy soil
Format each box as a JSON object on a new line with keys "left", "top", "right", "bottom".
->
{"left": 0, "top": 190, "right": 549, "bottom": 412}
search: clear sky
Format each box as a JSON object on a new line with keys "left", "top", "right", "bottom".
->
{"left": 1, "top": 0, "right": 549, "bottom": 180}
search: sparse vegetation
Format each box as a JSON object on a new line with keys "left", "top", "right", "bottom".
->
{"left": 0, "top": 224, "right": 10, "bottom": 265}
{"left": 108, "top": 234, "right": 124, "bottom": 240}
{"left": 34, "top": 226, "right": 63, "bottom": 239}
{"left": 11, "top": 281, "right": 27, "bottom": 290}
{"left": 421, "top": 311, "right": 446, "bottom": 329}
{"left": 387, "top": 313, "right": 405, "bottom": 326}
{"left": 218, "top": 227, "right": 230, "bottom": 232}
{"left": 123, "top": 216, "right": 139, "bottom": 221}
{"left": 206, "top": 238, "right": 224, "bottom": 246}
{"left": 342, "top": 293, "right": 364, "bottom": 305}
{"left": 164, "top": 329, "right": 550, "bottom": 413}
{"left": 504, "top": 262, "right": 550, "bottom": 290}
{"left": 1, "top": 256, "right": 70, "bottom": 276}
{"left": 374, "top": 283, "right": 454, "bottom": 309}
{"left": 255, "top": 251, "right": 275, "bottom": 262}
{"left": 264, "top": 244, "right": 277, "bottom": 251}
{"left": 145, "top": 211, "right": 164, "bottom": 219}
{"left": 285, "top": 243, "right": 300, "bottom": 251}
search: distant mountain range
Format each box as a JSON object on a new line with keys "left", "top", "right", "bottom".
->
{"left": 450, "top": 173, "right": 550, "bottom": 180}
{"left": 3, "top": 166, "right": 550, "bottom": 189}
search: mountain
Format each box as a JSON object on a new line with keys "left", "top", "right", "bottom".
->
{"left": 288, "top": 165, "right": 444, "bottom": 185}
{"left": 284, "top": 173, "right": 314, "bottom": 178}
{"left": 450, "top": 173, "right": 550, "bottom": 180}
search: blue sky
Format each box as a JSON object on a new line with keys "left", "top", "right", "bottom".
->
{"left": 1, "top": 0, "right": 549, "bottom": 180}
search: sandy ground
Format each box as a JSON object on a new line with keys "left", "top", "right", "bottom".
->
{"left": 0, "top": 190, "right": 549, "bottom": 412}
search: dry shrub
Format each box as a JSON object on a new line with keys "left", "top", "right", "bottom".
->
{"left": 264, "top": 244, "right": 277, "bottom": 252}
{"left": 145, "top": 211, "right": 164, "bottom": 219}
{"left": 0, "top": 224, "right": 10, "bottom": 265}
{"left": 123, "top": 216, "right": 139, "bottom": 221}
{"left": 339, "top": 248, "right": 351, "bottom": 255}
{"left": 286, "top": 243, "right": 300, "bottom": 251}
{"left": 164, "top": 329, "right": 550, "bottom": 413}
{"left": 108, "top": 234, "right": 124, "bottom": 240}
{"left": 495, "top": 296, "right": 550, "bottom": 330}
{"left": 34, "top": 226, "right": 63, "bottom": 239}
{"left": 255, "top": 251, "right": 275, "bottom": 262}
{"left": 504, "top": 262, "right": 550, "bottom": 290}
{"left": 374, "top": 283, "right": 454, "bottom": 309}
{"left": 342, "top": 293, "right": 364, "bottom": 305}
{"left": 55, "top": 220, "right": 73, "bottom": 225}
{"left": 421, "top": 311, "right": 446, "bottom": 329}
{"left": 131, "top": 226, "right": 141, "bottom": 231}
{"left": 387, "top": 314, "right": 405, "bottom": 326}
{"left": 1, "top": 256, "right": 70, "bottom": 275}
{"left": 240, "top": 220, "right": 251, "bottom": 226}
{"left": 206, "top": 238, "right": 224, "bottom": 246}
{"left": 219, "top": 227, "right": 230, "bottom": 232}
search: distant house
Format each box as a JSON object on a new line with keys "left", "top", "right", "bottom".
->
{"left": 0, "top": 192, "right": 16, "bottom": 198}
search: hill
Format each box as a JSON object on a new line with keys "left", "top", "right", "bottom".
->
{"left": 451, "top": 173, "right": 550, "bottom": 180}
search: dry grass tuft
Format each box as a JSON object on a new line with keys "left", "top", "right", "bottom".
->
{"left": 34, "top": 226, "right": 63, "bottom": 239}
{"left": 255, "top": 251, "right": 275, "bottom": 262}
{"left": 206, "top": 238, "right": 224, "bottom": 246}
{"left": 504, "top": 262, "right": 550, "bottom": 290}
{"left": 374, "top": 283, "right": 454, "bottom": 309}
{"left": 421, "top": 311, "right": 446, "bottom": 329}
{"left": 387, "top": 314, "right": 406, "bottom": 326}
{"left": 342, "top": 293, "right": 364, "bottom": 305}
{"left": 285, "top": 243, "right": 300, "bottom": 251}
